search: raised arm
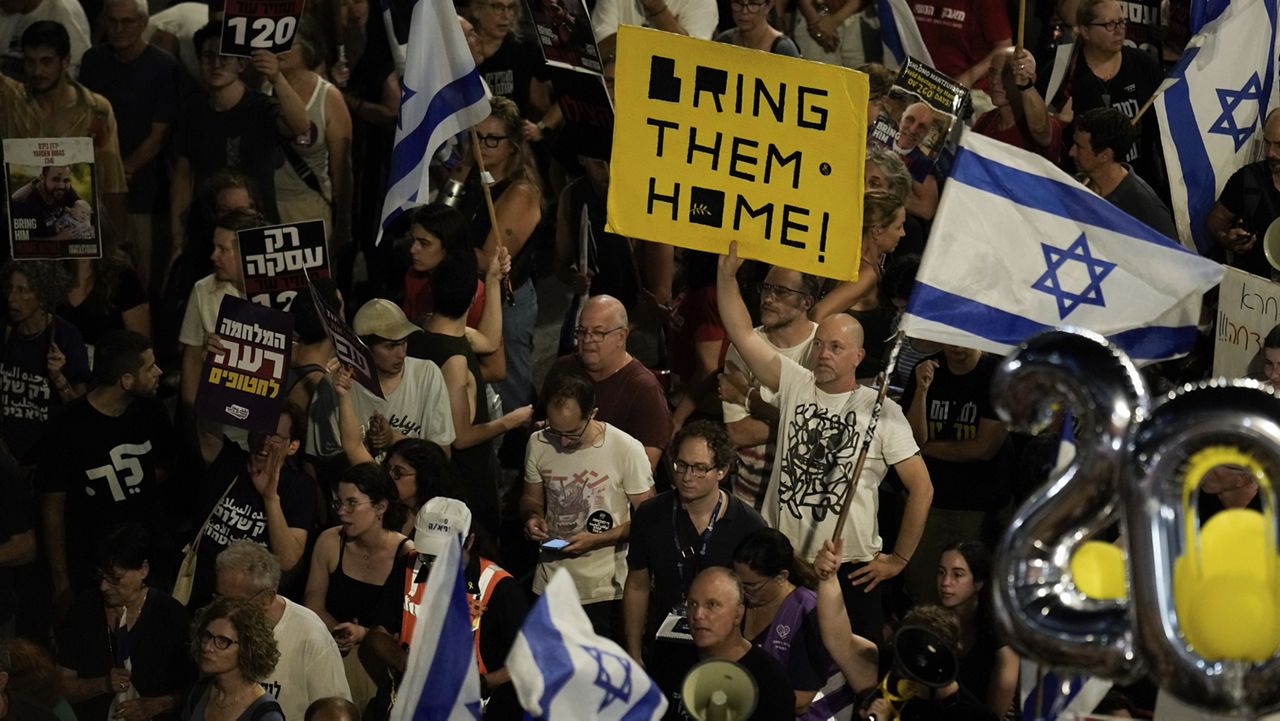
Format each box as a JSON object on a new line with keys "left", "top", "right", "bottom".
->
{"left": 814, "top": 539, "right": 879, "bottom": 692}
{"left": 716, "top": 242, "right": 781, "bottom": 392}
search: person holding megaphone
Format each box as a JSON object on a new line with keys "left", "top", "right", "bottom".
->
{"left": 813, "top": 540, "right": 998, "bottom": 721}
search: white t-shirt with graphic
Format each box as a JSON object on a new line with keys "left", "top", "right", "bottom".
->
{"left": 526, "top": 422, "right": 654, "bottom": 603}
{"left": 764, "top": 357, "right": 919, "bottom": 562}
{"left": 265, "top": 597, "right": 351, "bottom": 721}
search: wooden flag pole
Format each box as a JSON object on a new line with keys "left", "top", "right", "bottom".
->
{"left": 1016, "top": 0, "right": 1026, "bottom": 51}
{"left": 469, "top": 127, "right": 516, "bottom": 304}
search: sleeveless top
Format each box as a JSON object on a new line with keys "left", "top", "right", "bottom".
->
{"left": 327, "top": 534, "right": 411, "bottom": 624}
{"left": 274, "top": 76, "right": 333, "bottom": 201}
{"left": 753, "top": 587, "right": 855, "bottom": 721}
{"left": 461, "top": 173, "right": 536, "bottom": 288}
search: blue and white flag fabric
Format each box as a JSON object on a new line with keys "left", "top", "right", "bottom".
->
{"left": 899, "top": 131, "right": 1223, "bottom": 363}
{"left": 507, "top": 570, "right": 667, "bottom": 720}
{"left": 1018, "top": 661, "right": 1112, "bottom": 721}
{"left": 1191, "top": 0, "right": 1231, "bottom": 33}
{"left": 877, "top": 0, "right": 933, "bottom": 69}
{"left": 389, "top": 533, "right": 481, "bottom": 721}
{"left": 379, "top": 0, "right": 491, "bottom": 242}
{"left": 1154, "top": 0, "right": 1278, "bottom": 253}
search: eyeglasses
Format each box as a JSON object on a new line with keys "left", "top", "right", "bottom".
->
{"left": 331, "top": 498, "right": 372, "bottom": 513}
{"left": 199, "top": 52, "right": 235, "bottom": 66}
{"left": 673, "top": 460, "right": 718, "bottom": 477}
{"left": 731, "top": 0, "right": 767, "bottom": 9}
{"left": 574, "top": 326, "right": 625, "bottom": 343}
{"left": 388, "top": 465, "right": 416, "bottom": 480}
{"left": 485, "top": 2, "right": 519, "bottom": 13}
{"left": 1087, "top": 19, "right": 1126, "bottom": 31}
{"left": 95, "top": 570, "right": 125, "bottom": 586}
{"left": 197, "top": 629, "right": 239, "bottom": 650}
{"left": 543, "top": 413, "right": 594, "bottom": 447}
{"left": 475, "top": 134, "right": 509, "bottom": 148}
{"left": 757, "top": 282, "right": 809, "bottom": 301}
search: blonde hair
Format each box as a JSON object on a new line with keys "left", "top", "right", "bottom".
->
{"left": 862, "top": 188, "right": 904, "bottom": 235}
{"left": 487, "top": 96, "right": 543, "bottom": 203}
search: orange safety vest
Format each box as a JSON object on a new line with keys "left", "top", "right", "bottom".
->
{"left": 400, "top": 555, "right": 512, "bottom": 675}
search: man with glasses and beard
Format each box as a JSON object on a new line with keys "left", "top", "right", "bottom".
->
{"left": 521, "top": 369, "right": 654, "bottom": 640}
{"left": 718, "top": 265, "right": 819, "bottom": 510}
{"left": 623, "top": 420, "right": 765, "bottom": 672}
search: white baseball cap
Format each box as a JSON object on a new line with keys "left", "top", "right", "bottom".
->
{"left": 414, "top": 497, "right": 472, "bottom": 558}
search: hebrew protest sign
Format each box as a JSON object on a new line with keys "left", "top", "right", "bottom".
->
{"left": 221, "top": 0, "right": 306, "bottom": 56}
{"left": 607, "top": 26, "right": 868, "bottom": 281}
{"left": 3, "top": 137, "right": 101, "bottom": 260}
{"left": 1214, "top": 266, "right": 1280, "bottom": 380}
{"left": 195, "top": 295, "right": 294, "bottom": 433}
{"left": 238, "top": 219, "right": 329, "bottom": 311}
{"left": 867, "top": 58, "right": 969, "bottom": 183}
{"left": 308, "top": 274, "right": 383, "bottom": 398}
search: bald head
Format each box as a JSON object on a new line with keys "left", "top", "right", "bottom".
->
{"left": 819, "top": 313, "right": 864, "bottom": 348}
{"left": 576, "top": 295, "right": 630, "bottom": 375}
{"left": 580, "top": 295, "right": 628, "bottom": 329}
{"left": 810, "top": 313, "right": 866, "bottom": 388}
{"left": 899, "top": 102, "right": 934, "bottom": 150}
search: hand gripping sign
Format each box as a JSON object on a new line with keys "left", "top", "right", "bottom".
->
{"left": 221, "top": 0, "right": 306, "bottom": 57}
{"left": 606, "top": 26, "right": 868, "bottom": 281}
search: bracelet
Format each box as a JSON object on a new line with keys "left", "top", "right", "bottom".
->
{"left": 745, "top": 386, "right": 757, "bottom": 409}
{"left": 1015, "top": 80, "right": 1034, "bottom": 91}
{"left": 892, "top": 551, "right": 911, "bottom": 563}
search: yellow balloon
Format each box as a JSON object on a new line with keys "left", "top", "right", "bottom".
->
{"left": 1071, "top": 540, "right": 1127, "bottom": 600}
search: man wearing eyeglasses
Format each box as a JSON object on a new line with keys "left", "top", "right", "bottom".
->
{"left": 190, "top": 402, "right": 316, "bottom": 609}
{"left": 521, "top": 370, "right": 655, "bottom": 640}
{"left": 718, "top": 266, "right": 819, "bottom": 510}
{"left": 543, "top": 295, "right": 673, "bottom": 472}
{"left": 717, "top": 242, "right": 932, "bottom": 641}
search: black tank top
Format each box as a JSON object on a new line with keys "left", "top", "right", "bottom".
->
{"left": 326, "top": 534, "right": 410, "bottom": 624}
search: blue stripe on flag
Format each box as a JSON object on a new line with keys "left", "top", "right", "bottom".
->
{"left": 950, "top": 146, "right": 1192, "bottom": 251}
{"left": 619, "top": 684, "right": 667, "bottom": 721}
{"left": 907, "top": 282, "right": 1200, "bottom": 360}
{"left": 388, "top": 69, "right": 486, "bottom": 190}
{"left": 522, "top": 595, "right": 576, "bottom": 713}
{"left": 1161, "top": 52, "right": 1220, "bottom": 255}
{"left": 877, "top": 0, "right": 906, "bottom": 64}
{"left": 412, "top": 557, "right": 476, "bottom": 721}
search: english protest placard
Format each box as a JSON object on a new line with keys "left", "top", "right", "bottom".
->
{"left": 221, "top": 0, "right": 306, "bottom": 57}
{"left": 3, "top": 137, "right": 101, "bottom": 260}
{"left": 606, "top": 26, "right": 868, "bottom": 281}
{"left": 867, "top": 58, "right": 969, "bottom": 183}
{"left": 195, "top": 295, "right": 294, "bottom": 433}
{"left": 238, "top": 219, "right": 329, "bottom": 311}
{"left": 1214, "top": 266, "right": 1280, "bottom": 380}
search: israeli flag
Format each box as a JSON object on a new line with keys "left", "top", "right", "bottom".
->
{"left": 379, "top": 0, "right": 491, "bottom": 241}
{"left": 899, "top": 131, "right": 1223, "bottom": 363}
{"left": 507, "top": 570, "right": 668, "bottom": 720}
{"left": 1017, "top": 662, "right": 1111, "bottom": 721}
{"left": 877, "top": 0, "right": 933, "bottom": 69}
{"left": 390, "top": 534, "right": 481, "bottom": 721}
{"left": 1153, "top": 0, "right": 1279, "bottom": 253}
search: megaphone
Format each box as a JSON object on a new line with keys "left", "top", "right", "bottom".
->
{"left": 680, "top": 659, "right": 758, "bottom": 721}
{"left": 1263, "top": 218, "right": 1280, "bottom": 271}
{"left": 873, "top": 624, "right": 960, "bottom": 721}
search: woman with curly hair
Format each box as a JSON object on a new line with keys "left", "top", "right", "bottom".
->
{"left": 455, "top": 96, "right": 544, "bottom": 415}
{"left": 1, "top": 260, "right": 91, "bottom": 463}
{"left": 182, "top": 597, "right": 282, "bottom": 721}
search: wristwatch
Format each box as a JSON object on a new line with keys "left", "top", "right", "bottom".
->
{"left": 1015, "top": 80, "right": 1035, "bottom": 91}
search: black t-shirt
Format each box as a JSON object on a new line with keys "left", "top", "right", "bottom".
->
{"left": 176, "top": 89, "right": 284, "bottom": 221}
{"left": 37, "top": 396, "right": 172, "bottom": 590}
{"left": 1047, "top": 46, "right": 1163, "bottom": 181}
{"left": 0, "top": 451, "right": 31, "bottom": 624}
{"left": 1105, "top": 165, "right": 1178, "bottom": 240}
{"left": 58, "top": 266, "right": 149, "bottom": 347}
{"left": 477, "top": 35, "right": 543, "bottom": 118}
{"left": 902, "top": 354, "right": 1011, "bottom": 511}
{"left": 900, "top": 685, "right": 999, "bottom": 721}
{"left": 55, "top": 587, "right": 196, "bottom": 721}
{"left": 2, "top": 317, "right": 92, "bottom": 464}
{"left": 188, "top": 439, "right": 316, "bottom": 608}
{"left": 7, "top": 180, "right": 82, "bottom": 239}
{"left": 656, "top": 646, "right": 795, "bottom": 721}
{"left": 77, "top": 45, "right": 182, "bottom": 212}
{"left": 1218, "top": 160, "right": 1280, "bottom": 277}
{"left": 628, "top": 491, "right": 766, "bottom": 641}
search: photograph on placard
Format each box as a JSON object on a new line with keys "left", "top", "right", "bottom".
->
{"left": 3, "top": 137, "right": 101, "bottom": 260}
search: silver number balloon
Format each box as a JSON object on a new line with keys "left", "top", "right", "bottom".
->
{"left": 1126, "top": 379, "right": 1280, "bottom": 713}
{"left": 989, "top": 328, "right": 1148, "bottom": 681}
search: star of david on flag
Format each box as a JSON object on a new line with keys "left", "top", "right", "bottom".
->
{"left": 1154, "top": 0, "right": 1279, "bottom": 252}
{"left": 1208, "top": 72, "right": 1265, "bottom": 152}
{"left": 507, "top": 570, "right": 667, "bottom": 720}
{"left": 1031, "top": 234, "right": 1117, "bottom": 319}
{"left": 900, "top": 131, "right": 1222, "bottom": 363}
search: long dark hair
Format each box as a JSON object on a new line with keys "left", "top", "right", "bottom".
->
{"left": 732, "top": 528, "right": 819, "bottom": 590}
{"left": 340, "top": 462, "right": 408, "bottom": 531}
{"left": 941, "top": 539, "right": 995, "bottom": 643}
{"left": 386, "top": 438, "right": 465, "bottom": 512}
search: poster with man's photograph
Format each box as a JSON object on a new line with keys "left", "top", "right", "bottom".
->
{"left": 868, "top": 58, "right": 970, "bottom": 183}
{"left": 3, "top": 137, "right": 101, "bottom": 260}
{"left": 524, "top": 0, "right": 602, "bottom": 74}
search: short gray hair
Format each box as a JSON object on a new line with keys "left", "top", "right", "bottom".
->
{"left": 866, "top": 146, "right": 912, "bottom": 204}
{"left": 215, "top": 541, "right": 282, "bottom": 594}
{"left": 103, "top": 0, "right": 148, "bottom": 17}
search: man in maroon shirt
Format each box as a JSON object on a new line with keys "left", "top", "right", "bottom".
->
{"left": 974, "top": 47, "right": 1061, "bottom": 162}
{"left": 542, "top": 295, "right": 673, "bottom": 471}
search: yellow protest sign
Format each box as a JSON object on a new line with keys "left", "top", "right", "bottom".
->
{"left": 606, "top": 25, "right": 868, "bottom": 281}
